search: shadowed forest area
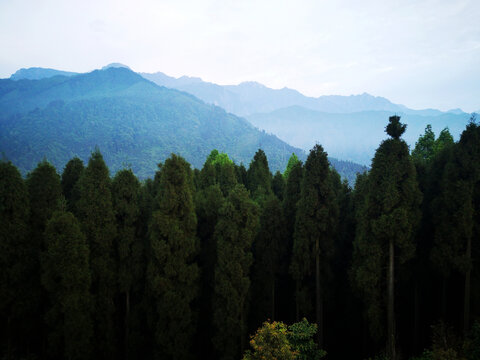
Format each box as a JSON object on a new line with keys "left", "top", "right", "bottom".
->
{"left": 1, "top": 115, "right": 479, "bottom": 360}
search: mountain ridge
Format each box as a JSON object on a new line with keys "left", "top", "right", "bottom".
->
{"left": 246, "top": 105, "right": 471, "bottom": 165}
{"left": 1, "top": 66, "right": 311, "bottom": 179}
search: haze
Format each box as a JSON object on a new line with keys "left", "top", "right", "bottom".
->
{"left": 1, "top": 0, "right": 479, "bottom": 112}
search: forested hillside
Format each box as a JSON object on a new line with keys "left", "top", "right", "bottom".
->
{"left": 1, "top": 116, "right": 479, "bottom": 360}
{"left": 0, "top": 67, "right": 305, "bottom": 178}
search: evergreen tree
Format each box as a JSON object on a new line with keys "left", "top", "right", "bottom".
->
{"left": 42, "top": 210, "right": 92, "bottom": 360}
{"left": 282, "top": 158, "right": 303, "bottom": 323}
{"left": 111, "top": 169, "right": 142, "bottom": 360}
{"left": 412, "top": 124, "right": 436, "bottom": 163}
{"left": 147, "top": 154, "right": 199, "bottom": 360}
{"left": 195, "top": 183, "right": 225, "bottom": 359}
{"left": 290, "top": 144, "right": 339, "bottom": 348}
{"left": 27, "top": 159, "right": 63, "bottom": 240}
{"left": 213, "top": 184, "right": 259, "bottom": 360}
{"left": 250, "top": 195, "right": 287, "bottom": 328}
{"left": 352, "top": 116, "right": 421, "bottom": 360}
{"left": 434, "top": 127, "right": 454, "bottom": 155}
{"left": 431, "top": 118, "right": 480, "bottom": 335}
{"left": 236, "top": 163, "right": 248, "bottom": 187}
{"left": 283, "top": 153, "right": 300, "bottom": 180}
{"left": 61, "top": 157, "right": 84, "bottom": 212}
{"left": 247, "top": 149, "right": 272, "bottom": 200}
{"left": 283, "top": 157, "right": 303, "bottom": 241}
{"left": 75, "top": 149, "right": 117, "bottom": 360}
{"left": 272, "top": 170, "right": 285, "bottom": 201}
{"left": 0, "top": 161, "right": 30, "bottom": 356}
{"left": 26, "top": 159, "right": 63, "bottom": 354}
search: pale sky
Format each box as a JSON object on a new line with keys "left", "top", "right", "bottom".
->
{"left": 1, "top": 0, "right": 479, "bottom": 112}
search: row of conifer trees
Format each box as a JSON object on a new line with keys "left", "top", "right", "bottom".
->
{"left": 1, "top": 116, "right": 479, "bottom": 360}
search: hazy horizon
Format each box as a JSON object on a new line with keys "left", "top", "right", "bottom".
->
{"left": 1, "top": 0, "right": 479, "bottom": 112}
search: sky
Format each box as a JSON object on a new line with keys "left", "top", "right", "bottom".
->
{"left": 1, "top": 0, "right": 479, "bottom": 112}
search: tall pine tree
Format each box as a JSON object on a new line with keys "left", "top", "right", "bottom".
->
{"left": 0, "top": 161, "right": 30, "bottom": 357}
{"left": 111, "top": 169, "right": 142, "bottom": 360}
{"left": 42, "top": 210, "right": 92, "bottom": 360}
{"left": 75, "top": 149, "right": 118, "bottom": 360}
{"left": 213, "top": 184, "right": 259, "bottom": 360}
{"left": 352, "top": 116, "right": 421, "bottom": 360}
{"left": 61, "top": 157, "right": 84, "bottom": 213}
{"left": 290, "top": 144, "right": 338, "bottom": 348}
{"left": 147, "top": 154, "right": 199, "bottom": 360}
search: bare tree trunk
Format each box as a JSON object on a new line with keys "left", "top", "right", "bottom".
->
{"left": 316, "top": 238, "right": 323, "bottom": 348}
{"left": 125, "top": 290, "right": 130, "bottom": 360}
{"left": 464, "top": 236, "right": 471, "bottom": 336}
{"left": 296, "top": 280, "right": 300, "bottom": 322}
{"left": 387, "top": 238, "right": 396, "bottom": 360}
{"left": 272, "top": 278, "right": 275, "bottom": 320}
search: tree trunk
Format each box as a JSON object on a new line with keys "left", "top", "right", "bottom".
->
{"left": 125, "top": 290, "right": 130, "bottom": 360}
{"left": 272, "top": 278, "right": 275, "bottom": 320}
{"left": 464, "top": 236, "right": 471, "bottom": 336}
{"left": 295, "top": 280, "right": 300, "bottom": 322}
{"left": 315, "top": 238, "right": 323, "bottom": 348}
{"left": 387, "top": 238, "right": 396, "bottom": 360}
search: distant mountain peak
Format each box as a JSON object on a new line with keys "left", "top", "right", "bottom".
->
{"left": 101, "top": 63, "right": 131, "bottom": 70}
{"left": 178, "top": 75, "right": 203, "bottom": 82}
{"left": 447, "top": 108, "right": 465, "bottom": 114}
{"left": 238, "top": 81, "right": 266, "bottom": 88}
{"left": 10, "top": 67, "right": 78, "bottom": 80}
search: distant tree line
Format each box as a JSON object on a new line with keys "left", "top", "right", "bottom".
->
{"left": 0, "top": 115, "right": 479, "bottom": 360}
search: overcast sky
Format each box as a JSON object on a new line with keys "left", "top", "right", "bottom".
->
{"left": 1, "top": 0, "right": 479, "bottom": 112}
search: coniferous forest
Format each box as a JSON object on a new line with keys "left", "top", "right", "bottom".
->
{"left": 1, "top": 115, "right": 480, "bottom": 360}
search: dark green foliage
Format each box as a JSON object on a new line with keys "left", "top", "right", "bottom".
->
{"left": 352, "top": 116, "right": 421, "bottom": 359}
{"left": 2, "top": 118, "right": 480, "bottom": 360}
{"left": 434, "top": 128, "right": 454, "bottom": 155}
{"left": 75, "top": 149, "right": 117, "bottom": 360}
{"left": 283, "top": 160, "right": 303, "bottom": 241}
{"left": 61, "top": 157, "right": 84, "bottom": 212}
{"left": 288, "top": 318, "right": 326, "bottom": 360}
{"left": 431, "top": 118, "right": 480, "bottom": 334}
{"left": 195, "top": 183, "right": 225, "bottom": 358}
{"left": 0, "top": 160, "right": 30, "bottom": 356}
{"left": 27, "top": 159, "right": 63, "bottom": 239}
{"left": 42, "top": 211, "right": 92, "bottom": 360}
{"left": 26, "top": 159, "right": 63, "bottom": 353}
{"left": 112, "top": 169, "right": 141, "bottom": 295}
{"left": 250, "top": 195, "right": 287, "bottom": 327}
{"left": 272, "top": 170, "right": 285, "bottom": 201}
{"left": 290, "top": 144, "right": 339, "bottom": 347}
{"left": 147, "top": 154, "right": 199, "bottom": 360}
{"left": 386, "top": 115, "right": 407, "bottom": 139}
{"left": 247, "top": 149, "right": 272, "bottom": 201}
{"left": 412, "top": 125, "right": 436, "bottom": 163}
{"left": 111, "top": 169, "right": 142, "bottom": 359}
{"left": 213, "top": 184, "right": 259, "bottom": 360}
{"left": 236, "top": 163, "right": 248, "bottom": 186}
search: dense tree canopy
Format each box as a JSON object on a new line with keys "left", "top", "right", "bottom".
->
{"left": 0, "top": 115, "right": 479, "bottom": 360}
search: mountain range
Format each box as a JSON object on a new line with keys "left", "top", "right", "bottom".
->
{"left": 139, "top": 69, "right": 473, "bottom": 164}
{"left": 5, "top": 64, "right": 472, "bottom": 179}
{"left": 3, "top": 66, "right": 362, "bottom": 182}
